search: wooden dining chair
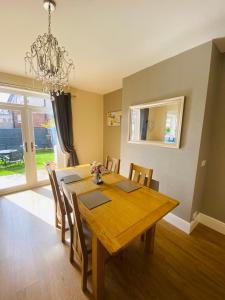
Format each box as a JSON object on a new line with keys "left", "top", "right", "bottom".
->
{"left": 105, "top": 155, "right": 120, "bottom": 174}
{"left": 46, "top": 163, "right": 72, "bottom": 243}
{"left": 61, "top": 182, "right": 92, "bottom": 292}
{"left": 129, "top": 163, "right": 153, "bottom": 187}
{"left": 129, "top": 163, "right": 153, "bottom": 242}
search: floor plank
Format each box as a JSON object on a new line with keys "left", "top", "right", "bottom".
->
{"left": 0, "top": 186, "right": 225, "bottom": 300}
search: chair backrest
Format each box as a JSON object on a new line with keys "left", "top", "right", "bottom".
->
{"left": 61, "top": 182, "right": 88, "bottom": 261}
{"left": 105, "top": 155, "right": 120, "bottom": 174}
{"left": 46, "top": 163, "right": 66, "bottom": 216}
{"left": 129, "top": 163, "right": 153, "bottom": 187}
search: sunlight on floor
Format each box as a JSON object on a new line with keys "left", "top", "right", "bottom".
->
{"left": 0, "top": 169, "right": 49, "bottom": 189}
{"left": 0, "top": 173, "right": 26, "bottom": 189}
{"left": 3, "top": 185, "right": 55, "bottom": 226}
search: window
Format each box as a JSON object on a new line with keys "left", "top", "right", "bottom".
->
{"left": 0, "top": 92, "right": 24, "bottom": 105}
{"left": 27, "top": 96, "right": 52, "bottom": 109}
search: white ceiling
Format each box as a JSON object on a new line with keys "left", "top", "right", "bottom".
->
{"left": 1, "top": 0, "right": 225, "bottom": 94}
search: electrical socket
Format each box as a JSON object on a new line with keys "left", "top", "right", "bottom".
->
{"left": 201, "top": 160, "right": 207, "bottom": 167}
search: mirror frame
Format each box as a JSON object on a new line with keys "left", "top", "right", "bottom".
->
{"left": 128, "top": 96, "right": 185, "bottom": 148}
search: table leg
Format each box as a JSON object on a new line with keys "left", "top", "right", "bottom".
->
{"left": 92, "top": 234, "right": 105, "bottom": 300}
{"left": 145, "top": 224, "right": 156, "bottom": 254}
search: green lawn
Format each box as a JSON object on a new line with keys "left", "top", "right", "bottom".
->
{"left": 0, "top": 149, "right": 54, "bottom": 176}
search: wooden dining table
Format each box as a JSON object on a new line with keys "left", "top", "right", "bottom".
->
{"left": 56, "top": 164, "right": 179, "bottom": 300}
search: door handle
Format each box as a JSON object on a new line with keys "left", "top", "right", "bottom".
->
{"left": 31, "top": 142, "right": 34, "bottom": 152}
{"left": 24, "top": 142, "right": 28, "bottom": 153}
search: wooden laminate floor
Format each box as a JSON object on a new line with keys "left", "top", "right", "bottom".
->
{"left": 0, "top": 186, "right": 225, "bottom": 300}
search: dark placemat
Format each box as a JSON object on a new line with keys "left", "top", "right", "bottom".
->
{"left": 61, "top": 174, "right": 82, "bottom": 184}
{"left": 115, "top": 180, "right": 141, "bottom": 193}
{"left": 78, "top": 191, "right": 111, "bottom": 210}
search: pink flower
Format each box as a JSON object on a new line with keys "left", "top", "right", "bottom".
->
{"left": 90, "top": 161, "right": 106, "bottom": 174}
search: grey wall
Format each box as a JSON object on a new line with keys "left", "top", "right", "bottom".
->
{"left": 201, "top": 51, "right": 225, "bottom": 223}
{"left": 103, "top": 89, "right": 122, "bottom": 160}
{"left": 120, "top": 42, "right": 212, "bottom": 222}
{"left": 191, "top": 44, "right": 223, "bottom": 219}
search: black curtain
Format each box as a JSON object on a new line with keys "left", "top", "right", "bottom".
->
{"left": 140, "top": 108, "right": 149, "bottom": 140}
{"left": 52, "top": 92, "right": 79, "bottom": 166}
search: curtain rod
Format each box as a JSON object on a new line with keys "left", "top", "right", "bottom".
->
{"left": 0, "top": 81, "right": 76, "bottom": 97}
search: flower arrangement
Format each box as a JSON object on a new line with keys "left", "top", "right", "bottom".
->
{"left": 90, "top": 161, "right": 106, "bottom": 184}
{"left": 90, "top": 161, "right": 105, "bottom": 174}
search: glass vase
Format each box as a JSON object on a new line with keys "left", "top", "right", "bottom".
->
{"left": 93, "top": 172, "right": 103, "bottom": 185}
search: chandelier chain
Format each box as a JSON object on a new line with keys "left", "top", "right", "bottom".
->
{"left": 48, "top": 2, "right": 51, "bottom": 35}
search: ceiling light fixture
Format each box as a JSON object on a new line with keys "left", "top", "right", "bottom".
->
{"left": 25, "top": 0, "right": 74, "bottom": 96}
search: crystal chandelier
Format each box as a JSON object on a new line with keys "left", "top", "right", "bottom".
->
{"left": 25, "top": 0, "right": 74, "bottom": 95}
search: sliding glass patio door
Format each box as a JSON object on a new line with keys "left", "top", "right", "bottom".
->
{"left": 0, "top": 90, "right": 58, "bottom": 194}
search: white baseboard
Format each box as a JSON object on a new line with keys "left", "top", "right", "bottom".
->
{"left": 198, "top": 213, "right": 225, "bottom": 235}
{"left": 163, "top": 213, "right": 191, "bottom": 234}
{"left": 163, "top": 212, "right": 225, "bottom": 236}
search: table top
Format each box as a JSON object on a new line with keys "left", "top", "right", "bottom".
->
{"left": 56, "top": 165, "right": 179, "bottom": 255}
{"left": 0, "top": 149, "right": 17, "bottom": 155}
{"left": 56, "top": 164, "right": 91, "bottom": 181}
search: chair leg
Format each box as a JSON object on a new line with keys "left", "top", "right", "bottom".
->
{"left": 61, "top": 215, "right": 66, "bottom": 243}
{"left": 55, "top": 212, "right": 59, "bottom": 228}
{"left": 70, "top": 243, "right": 74, "bottom": 263}
{"left": 68, "top": 225, "right": 74, "bottom": 263}
{"left": 81, "top": 259, "right": 88, "bottom": 292}
{"left": 55, "top": 206, "right": 60, "bottom": 229}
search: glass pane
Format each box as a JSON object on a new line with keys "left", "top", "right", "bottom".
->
{"left": 0, "top": 92, "right": 24, "bottom": 105}
{"left": 32, "top": 112, "right": 57, "bottom": 181}
{"left": 0, "top": 109, "right": 26, "bottom": 189}
{"left": 27, "top": 96, "right": 52, "bottom": 109}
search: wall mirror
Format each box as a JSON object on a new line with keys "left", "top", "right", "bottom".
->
{"left": 128, "top": 96, "right": 184, "bottom": 148}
